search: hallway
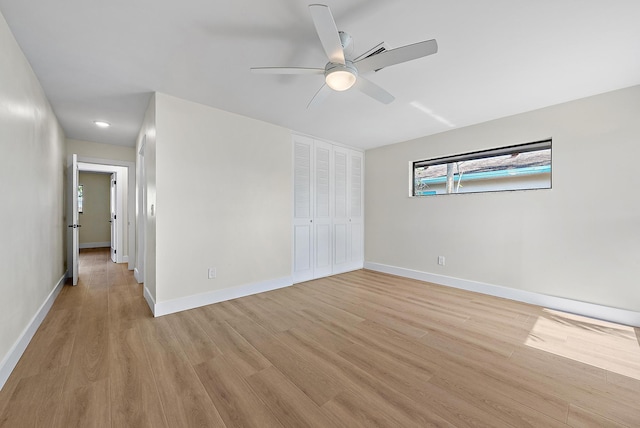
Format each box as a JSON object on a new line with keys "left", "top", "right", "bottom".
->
{"left": 0, "top": 248, "right": 151, "bottom": 426}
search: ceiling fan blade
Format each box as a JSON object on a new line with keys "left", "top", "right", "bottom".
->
{"left": 250, "top": 67, "right": 324, "bottom": 75}
{"left": 354, "top": 77, "right": 395, "bottom": 104}
{"left": 307, "top": 84, "right": 332, "bottom": 109}
{"left": 355, "top": 39, "right": 438, "bottom": 73}
{"left": 309, "top": 4, "right": 345, "bottom": 65}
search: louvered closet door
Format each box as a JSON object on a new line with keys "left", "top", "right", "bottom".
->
{"left": 293, "top": 135, "right": 364, "bottom": 282}
{"left": 333, "top": 148, "right": 364, "bottom": 273}
{"left": 313, "top": 141, "right": 333, "bottom": 278}
{"left": 332, "top": 146, "right": 351, "bottom": 273}
{"left": 293, "top": 136, "right": 314, "bottom": 283}
{"left": 348, "top": 150, "right": 364, "bottom": 268}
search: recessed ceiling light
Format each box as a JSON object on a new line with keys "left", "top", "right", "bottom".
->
{"left": 94, "top": 120, "right": 110, "bottom": 128}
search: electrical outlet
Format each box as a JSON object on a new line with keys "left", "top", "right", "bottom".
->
{"left": 208, "top": 267, "right": 216, "bottom": 279}
{"left": 438, "top": 256, "right": 445, "bottom": 266}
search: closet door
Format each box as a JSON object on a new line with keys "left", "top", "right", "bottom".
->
{"left": 313, "top": 141, "right": 333, "bottom": 278}
{"left": 333, "top": 148, "right": 364, "bottom": 273}
{"left": 332, "top": 146, "right": 351, "bottom": 273}
{"left": 293, "top": 136, "right": 314, "bottom": 283}
{"left": 293, "top": 135, "right": 364, "bottom": 281}
{"left": 348, "top": 150, "right": 364, "bottom": 268}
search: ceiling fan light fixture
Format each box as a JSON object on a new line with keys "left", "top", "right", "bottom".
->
{"left": 325, "top": 63, "right": 358, "bottom": 91}
{"left": 251, "top": 5, "right": 437, "bottom": 107}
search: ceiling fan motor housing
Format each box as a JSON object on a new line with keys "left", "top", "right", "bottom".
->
{"left": 338, "top": 31, "right": 353, "bottom": 51}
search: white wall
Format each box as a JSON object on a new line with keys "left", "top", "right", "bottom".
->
{"left": 67, "top": 138, "right": 135, "bottom": 163}
{"left": 366, "top": 85, "right": 640, "bottom": 313}
{"left": 0, "top": 10, "right": 66, "bottom": 386}
{"left": 151, "top": 93, "right": 292, "bottom": 309}
{"left": 78, "top": 172, "right": 111, "bottom": 246}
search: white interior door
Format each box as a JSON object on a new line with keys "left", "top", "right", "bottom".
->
{"left": 349, "top": 150, "right": 364, "bottom": 267}
{"left": 292, "top": 135, "right": 365, "bottom": 282}
{"left": 66, "top": 154, "right": 80, "bottom": 285}
{"left": 313, "top": 141, "right": 333, "bottom": 278}
{"left": 110, "top": 173, "right": 117, "bottom": 262}
{"left": 332, "top": 147, "right": 350, "bottom": 273}
{"left": 293, "top": 137, "right": 314, "bottom": 283}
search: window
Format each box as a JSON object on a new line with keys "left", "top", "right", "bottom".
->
{"left": 78, "top": 184, "right": 83, "bottom": 213}
{"left": 412, "top": 140, "right": 551, "bottom": 196}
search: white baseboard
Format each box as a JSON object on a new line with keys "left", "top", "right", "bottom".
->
{"left": 122, "top": 255, "right": 129, "bottom": 263}
{"left": 364, "top": 262, "right": 640, "bottom": 327}
{"left": 79, "top": 241, "right": 110, "bottom": 249}
{"left": 152, "top": 276, "right": 293, "bottom": 317}
{"left": 0, "top": 272, "right": 67, "bottom": 391}
{"left": 143, "top": 285, "right": 156, "bottom": 316}
{"left": 134, "top": 268, "right": 143, "bottom": 284}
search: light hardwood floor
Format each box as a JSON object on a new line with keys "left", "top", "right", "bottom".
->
{"left": 1, "top": 248, "right": 639, "bottom": 427}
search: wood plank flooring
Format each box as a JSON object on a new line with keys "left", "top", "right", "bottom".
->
{"left": 1, "top": 248, "right": 640, "bottom": 427}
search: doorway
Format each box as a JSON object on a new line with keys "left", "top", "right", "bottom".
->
{"left": 77, "top": 162, "right": 127, "bottom": 264}
{"left": 66, "top": 154, "right": 136, "bottom": 285}
{"left": 77, "top": 171, "right": 113, "bottom": 254}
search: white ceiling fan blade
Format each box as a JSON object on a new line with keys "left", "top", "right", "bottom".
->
{"left": 354, "top": 77, "right": 395, "bottom": 104}
{"left": 250, "top": 67, "right": 324, "bottom": 75}
{"left": 356, "top": 39, "right": 438, "bottom": 73}
{"left": 307, "top": 84, "right": 332, "bottom": 109}
{"left": 309, "top": 4, "right": 345, "bottom": 65}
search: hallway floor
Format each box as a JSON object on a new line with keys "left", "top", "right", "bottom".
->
{"left": 0, "top": 248, "right": 151, "bottom": 426}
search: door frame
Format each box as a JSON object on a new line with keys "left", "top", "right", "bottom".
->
{"left": 136, "top": 137, "right": 146, "bottom": 284}
{"left": 77, "top": 157, "right": 136, "bottom": 269}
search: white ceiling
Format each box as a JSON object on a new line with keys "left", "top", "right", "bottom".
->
{"left": 1, "top": 0, "right": 639, "bottom": 150}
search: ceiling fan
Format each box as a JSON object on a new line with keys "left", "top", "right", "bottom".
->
{"left": 251, "top": 4, "right": 438, "bottom": 108}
